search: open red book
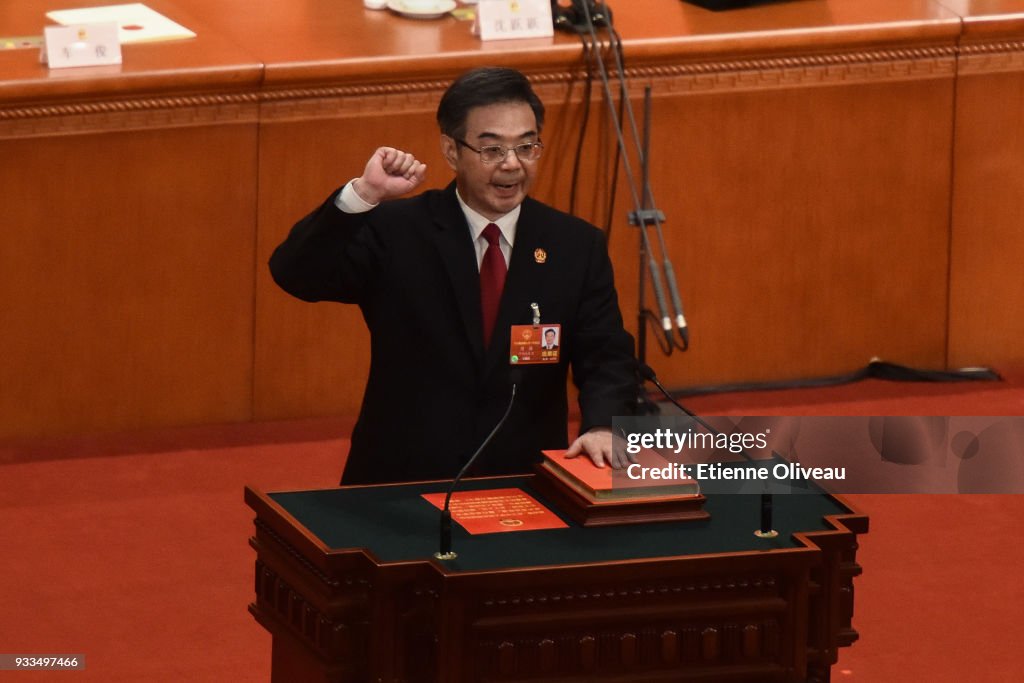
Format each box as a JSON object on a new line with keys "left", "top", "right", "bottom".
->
{"left": 421, "top": 488, "right": 567, "bottom": 534}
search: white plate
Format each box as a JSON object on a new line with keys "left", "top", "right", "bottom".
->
{"left": 386, "top": 0, "right": 457, "bottom": 19}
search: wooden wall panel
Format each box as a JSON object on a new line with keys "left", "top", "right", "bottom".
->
{"left": 4, "top": 0, "right": 1012, "bottom": 438}
{"left": 0, "top": 124, "right": 258, "bottom": 438}
{"left": 632, "top": 76, "right": 956, "bottom": 388}
{"left": 526, "top": 58, "right": 957, "bottom": 390}
{"left": 949, "top": 49, "right": 1024, "bottom": 370}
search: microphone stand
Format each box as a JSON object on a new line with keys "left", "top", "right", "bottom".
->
{"left": 435, "top": 381, "right": 518, "bottom": 561}
{"left": 755, "top": 493, "right": 778, "bottom": 539}
{"left": 639, "top": 363, "right": 777, "bottom": 539}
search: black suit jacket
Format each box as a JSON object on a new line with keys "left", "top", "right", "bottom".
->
{"left": 270, "top": 182, "right": 636, "bottom": 484}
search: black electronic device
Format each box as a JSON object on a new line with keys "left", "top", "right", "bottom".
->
{"left": 551, "top": 0, "right": 611, "bottom": 32}
{"left": 682, "top": 0, "right": 780, "bottom": 11}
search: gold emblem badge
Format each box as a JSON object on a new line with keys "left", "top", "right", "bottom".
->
{"left": 534, "top": 248, "right": 547, "bottom": 264}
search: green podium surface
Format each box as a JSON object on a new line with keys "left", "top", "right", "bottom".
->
{"left": 246, "top": 476, "right": 866, "bottom": 682}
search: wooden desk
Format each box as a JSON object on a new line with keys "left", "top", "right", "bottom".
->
{"left": 2, "top": 1, "right": 1023, "bottom": 440}
{"left": 245, "top": 477, "right": 867, "bottom": 682}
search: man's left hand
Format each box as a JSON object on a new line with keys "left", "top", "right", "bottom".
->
{"left": 565, "top": 427, "right": 633, "bottom": 469}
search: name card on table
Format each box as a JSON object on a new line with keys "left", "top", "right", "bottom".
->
{"left": 477, "top": 0, "right": 553, "bottom": 41}
{"left": 42, "top": 22, "right": 122, "bottom": 69}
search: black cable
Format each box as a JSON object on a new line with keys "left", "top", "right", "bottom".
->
{"left": 603, "top": 21, "right": 679, "bottom": 362}
{"left": 642, "top": 308, "right": 673, "bottom": 356}
{"left": 575, "top": 2, "right": 677, "bottom": 356}
{"left": 601, "top": 3, "right": 690, "bottom": 353}
{"left": 655, "top": 360, "right": 1001, "bottom": 401}
{"left": 604, "top": 75, "right": 624, "bottom": 237}
{"left": 559, "top": 3, "right": 687, "bottom": 355}
{"left": 569, "top": 30, "right": 594, "bottom": 216}
{"left": 607, "top": 26, "right": 626, "bottom": 237}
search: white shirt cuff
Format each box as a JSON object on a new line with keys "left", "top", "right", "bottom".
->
{"left": 335, "top": 179, "right": 379, "bottom": 214}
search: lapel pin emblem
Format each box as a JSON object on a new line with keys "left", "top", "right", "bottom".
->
{"left": 534, "top": 248, "right": 547, "bottom": 264}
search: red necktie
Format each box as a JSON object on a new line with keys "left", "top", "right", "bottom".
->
{"left": 479, "top": 223, "right": 507, "bottom": 348}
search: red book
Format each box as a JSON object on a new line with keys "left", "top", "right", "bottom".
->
{"left": 540, "top": 449, "right": 698, "bottom": 501}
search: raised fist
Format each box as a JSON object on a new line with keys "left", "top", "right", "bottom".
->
{"left": 352, "top": 147, "right": 428, "bottom": 205}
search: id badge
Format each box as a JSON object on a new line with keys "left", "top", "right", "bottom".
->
{"left": 509, "top": 324, "right": 561, "bottom": 365}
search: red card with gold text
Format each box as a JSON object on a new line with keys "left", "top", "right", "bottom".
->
{"left": 421, "top": 488, "right": 568, "bottom": 534}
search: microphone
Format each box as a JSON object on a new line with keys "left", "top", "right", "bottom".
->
{"left": 639, "top": 361, "right": 766, "bottom": 464}
{"left": 639, "top": 363, "right": 781, "bottom": 538}
{"left": 435, "top": 369, "right": 521, "bottom": 561}
{"left": 637, "top": 362, "right": 698, "bottom": 419}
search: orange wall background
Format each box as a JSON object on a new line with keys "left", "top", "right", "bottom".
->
{"left": 2, "top": 0, "right": 1022, "bottom": 439}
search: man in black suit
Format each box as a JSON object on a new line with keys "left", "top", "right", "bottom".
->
{"left": 270, "top": 67, "right": 636, "bottom": 485}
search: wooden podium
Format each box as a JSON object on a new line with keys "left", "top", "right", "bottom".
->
{"left": 245, "top": 476, "right": 866, "bottom": 682}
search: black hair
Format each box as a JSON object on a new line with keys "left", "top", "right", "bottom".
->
{"left": 436, "top": 67, "right": 545, "bottom": 140}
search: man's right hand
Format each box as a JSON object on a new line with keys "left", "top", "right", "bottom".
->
{"left": 352, "top": 147, "right": 427, "bottom": 205}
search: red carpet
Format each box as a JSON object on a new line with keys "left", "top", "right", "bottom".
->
{"left": 0, "top": 432, "right": 344, "bottom": 682}
{"left": 2, "top": 376, "right": 1023, "bottom": 681}
{"left": 683, "top": 371, "right": 1024, "bottom": 682}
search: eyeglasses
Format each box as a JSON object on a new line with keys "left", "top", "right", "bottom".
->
{"left": 455, "top": 139, "right": 544, "bottom": 164}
